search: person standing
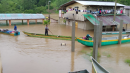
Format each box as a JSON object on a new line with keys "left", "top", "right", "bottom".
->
{"left": 123, "top": 27, "right": 125, "bottom": 32}
{"left": 14, "top": 24, "right": 17, "bottom": 31}
{"left": 45, "top": 25, "right": 49, "bottom": 36}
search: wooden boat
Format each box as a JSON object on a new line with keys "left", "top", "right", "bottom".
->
{"left": 77, "top": 35, "right": 130, "bottom": 47}
{"left": 0, "top": 29, "right": 20, "bottom": 36}
{"left": 91, "top": 57, "right": 109, "bottom": 73}
{"left": 102, "top": 31, "right": 130, "bottom": 35}
{"left": 68, "top": 69, "right": 89, "bottom": 73}
{"left": 23, "top": 31, "right": 77, "bottom": 41}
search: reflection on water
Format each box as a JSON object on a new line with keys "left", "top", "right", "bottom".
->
{"left": 71, "top": 52, "right": 74, "bottom": 72}
{"left": 116, "top": 45, "right": 120, "bottom": 64}
{"left": 0, "top": 23, "right": 130, "bottom": 73}
{"left": 45, "top": 38, "right": 48, "bottom": 44}
{"left": 15, "top": 36, "right": 18, "bottom": 42}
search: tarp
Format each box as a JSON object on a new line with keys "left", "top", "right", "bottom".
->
{"left": 83, "top": 14, "right": 130, "bottom": 26}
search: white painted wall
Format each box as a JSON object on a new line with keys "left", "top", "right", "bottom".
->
{"left": 66, "top": 19, "right": 94, "bottom": 30}
{"left": 86, "top": 20, "right": 94, "bottom": 30}
{"left": 66, "top": 3, "right": 86, "bottom": 14}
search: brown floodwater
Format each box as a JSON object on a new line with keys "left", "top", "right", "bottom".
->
{"left": 0, "top": 23, "right": 130, "bottom": 73}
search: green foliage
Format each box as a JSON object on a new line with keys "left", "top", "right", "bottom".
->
{"left": 80, "top": 50, "right": 87, "bottom": 55}
{"left": 35, "top": 6, "right": 48, "bottom": 13}
{"left": 89, "top": 48, "right": 101, "bottom": 57}
{"left": 80, "top": 48, "right": 101, "bottom": 58}
{"left": 102, "top": 52, "right": 111, "bottom": 58}
{"left": 43, "top": 20, "right": 50, "bottom": 25}
{"left": 125, "top": 59, "right": 130, "bottom": 66}
{"left": 125, "top": 59, "right": 130, "bottom": 63}
{"left": 0, "top": 0, "right": 129, "bottom": 13}
{"left": 107, "top": 54, "right": 111, "bottom": 58}
{"left": 63, "top": 19, "right": 66, "bottom": 23}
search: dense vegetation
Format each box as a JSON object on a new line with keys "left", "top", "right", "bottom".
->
{"left": 0, "top": 0, "right": 129, "bottom": 13}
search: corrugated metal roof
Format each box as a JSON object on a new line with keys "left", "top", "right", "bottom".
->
{"left": 83, "top": 14, "right": 130, "bottom": 26}
{"left": 59, "top": 1, "right": 125, "bottom": 10}
{"left": 98, "top": 15, "right": 130, "bottom": 25}
{"left": 77, "top": 1, "right": 125, "bottom": 6}
{"left": 124, "top": 6, "right": 130, "bottom": 9}
{"left": 59, "top": 1, "right": 76, "bottom": 10}
{"left": 0, "top": 14, "right": 45, "bottom": 20}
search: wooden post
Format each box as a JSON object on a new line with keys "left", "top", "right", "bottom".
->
{"left": 98, "top": 21, "right": 103, "bottom": 47}
{"left": 43, "top": 19, "right": 44, "bottom": 24}
{"left": 6, "top": 20, "right": 8, "bottom": 26}
{"left": 27, "top": 19, "right": 29, "bottom": 25}
{"left": 22, "top": 20, "right": 23, "bottom": 25}
{"left": 112, "top": 26, "right": 115, "bottom": 31}
{"left": 35, "top": 19, "right": 37, "bottom": 24}
{"left": 59, "top": 17, "right": 60, "bottom": 24}
{"left": 71, "top": 21, "right": 75, "bottom": 52}
{"left": 118, "top": 20, "right": 123, "bottom": 44}
{"left": 9, "top": 20, "right": 11, "bottom": 26}
{"left": 71, "top": 52, "right": 74, "bottom": 72}
{"left": 93, "top": 25, "right": 100, "bottom": 60}
{"left": 126, "top": 24, "right": 127, "bottom": 31}
{"left": 114, "top": 0, "right": 117, "bottom": 21}
{"left": 0, "top": 55, "right": 2, "bottom": 73}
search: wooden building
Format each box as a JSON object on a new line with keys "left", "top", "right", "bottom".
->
{"left": 59, "top": 1, "right": 130, "bottom": 31}
{"left": 124, "top": 6, "right": 130, "bottom": 17}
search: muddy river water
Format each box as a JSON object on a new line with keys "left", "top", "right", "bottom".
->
{"left": 0, "top": 23, "right": 130, "bottom": 73}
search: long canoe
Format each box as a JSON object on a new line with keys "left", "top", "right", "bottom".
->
{"left": 91, "top": 57, "right": 109, "bottom": 73}
{"left": 77, "top": 35, "right": 130, "bottom": 47}
{"left": 68, "top": 69, "right": 89, "bottom": 73}
{"left": 23, "top": 31, "right": 77, "bottom": 41}
{"left": 0, "top": 29, "right": 20, "bottom": 36}
{"left": 102, "top": 31, "right": 130, "bottom": 35}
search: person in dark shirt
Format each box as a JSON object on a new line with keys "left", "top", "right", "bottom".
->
{"left": 86, "top": 34, "right": 91, "bottom": 40}
{"left": 45, "top": 25, "right": 49, "bottom": 36}
{"left": 14, "top": 24, "right": 17, "bottom": 31}
{"left": 123, "top": 27, "right": 125, "bottom": 32}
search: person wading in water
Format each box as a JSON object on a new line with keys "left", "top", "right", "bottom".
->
{"left": 45, "top": 25, "right": 49, "bottom": 36}
{"left": 14, "top": 24, "right": 17, "bottom": 31}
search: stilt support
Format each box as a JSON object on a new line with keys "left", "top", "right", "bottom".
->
{"left": 43, "top": 19, "right": 44, "bottom": 24}
{"left": 71, "top": 21, "right": 75, "bottom": 52}
{"left": 35, "top": 19, "right": 37, "bottom": 24}
{"left": 112, "top": 26, "right": 115, "bottom": 31}
{"left": 9, "top": 20, "right": 11, "bottom": 26}
{"left": 27, "top": 19, "right": 29, "bottom": 25}
{"left": 126, "top": 24, "right": 127, "bottom": 31}
{"left": 6, "top": 20, "right": 8, "bottom": 26}
{"left": 22, "top": 20, "right": 23, "bottom": 25}
{"left": 93, "top": 25, "right": 100, "bottom": 60}
{"left": 118, "top": 20, "right": 123, "bottom": 44}
{"left": 98, "top": 21, "right": 103, "bottom": 47}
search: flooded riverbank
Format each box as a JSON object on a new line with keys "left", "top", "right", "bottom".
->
{"left": 0, "top": 23, "right": 130, "bottom": 73}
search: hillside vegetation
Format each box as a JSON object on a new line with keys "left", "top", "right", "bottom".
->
{"left": 0, "top": 0, "right": 129, "bottom": 13}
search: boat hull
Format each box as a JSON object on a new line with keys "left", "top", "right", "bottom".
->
{"left": 91, "top": 57, "right": 109, "bottom": 73}
{"left": 0, "top": 31, "right": 20, "bottom": 36}
{"left": 23, "top": 31, "right": 76, "bottom": 41}
{"left": 68, "top": 69, "right": 89, "bottom": 73}
{"left": 102, "top": 31, "right": 130, "bottom": 35}
{"left": 77, "top": 38, "right": 130, "bottom": 47}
